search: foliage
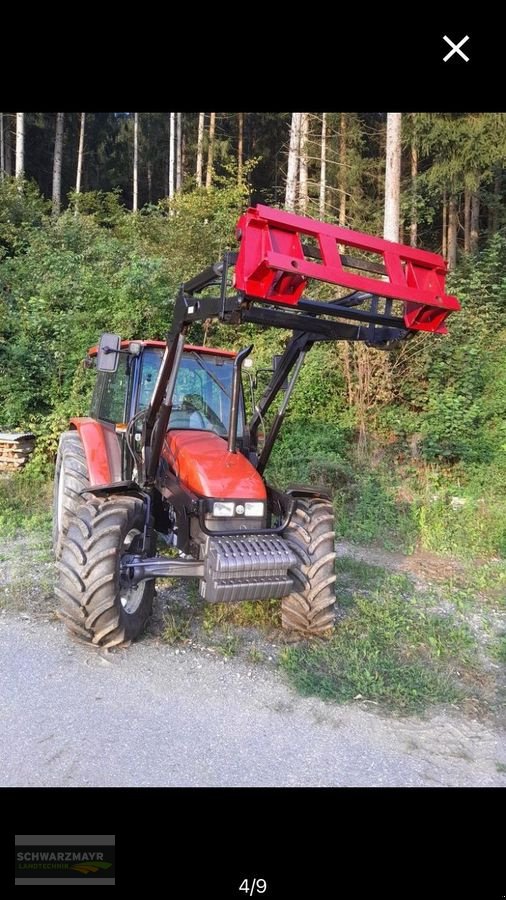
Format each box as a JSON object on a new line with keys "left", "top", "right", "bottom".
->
{"left": 280, "top": 585, "right": 477, "bottom": 713}
{"left": 0, "top": 176, "right": 50, "bottom": 258}
{"left": 0, "top": 471, "right": 52, "bottom": 537}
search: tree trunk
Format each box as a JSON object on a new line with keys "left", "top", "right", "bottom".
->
{"left": 410, "top": 131, "right": 417, "bottom": 246}
{"left": 205, "top": 112, "right": 216, "bottom": 189}
{"left": 238, "top": 112, "right": 244, "bottom": 184}
{"left": 169, "top": 112, "right": 175, "bottom": 198}
{"left": 133, "top": 112, "right": 139, "bottom": 211}
{"left": 470, "top": 191, "right": 480, "bottom": 254}
{"left": 383, "top": 112, "right": 402, "bottom": 241}
{"left": 52, "top": 112, "right": 64, "bottom": 216}
{"left": 176, "top": 112, "right": 182, "bottom": 191}
{"left": 464, "top": 188, "right": 471, "bottom": 252}
{"left": 15, "top": 112, "right": 24, "bottom": 178}
{"left": 298, "top": 112, "right": 309, "bottom": 214}
{"left": 0, "top": 113, "right": 4, "bottom": 181}
{"left": 147, "top": 160, "right": 152, "bottom": 203}
{"left": 5, "top": 113, "right": 12, "bottom": 175}
{"left": 163, "top": 151, "right": 168, "bottom": 197}
{"left": 491, "top": 169, "right": 502, "bottom": 234}
{"left": 319, "top": 112, "right": 326, "bottom": 218}
{"left": 442, "top": 189, "right": 447, "bottom": 259}
{"left": 285, "top": 112, "right": 301, "bottom": 211}
{"left": 339, "top": 112, "right": 347, "bottom": 226}
{"left": 75, "top": 112, "right": 85, "bottom": 195}
{"left": 196, "top": 112, "right": 205, "bottom": 187}
{"left": 447, "top": 194, "right": 458, "bottom": 270}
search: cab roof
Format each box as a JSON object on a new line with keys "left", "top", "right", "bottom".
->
{"left": 87, "top": 340, "right": 236, "bottom": 358}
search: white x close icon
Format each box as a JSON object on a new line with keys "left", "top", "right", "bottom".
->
{"left": 443, "top": 34, "right": 470, "bottom": 62}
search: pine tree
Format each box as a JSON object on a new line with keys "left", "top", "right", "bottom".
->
{"left": 383, "top": 112, "right": 402, "bottom": 241}
{"left": 285, "top": 112, "right": 301, "bottom": 211}
{"left": 205, "top": 112, "right": 216, "bottom": 189}
{"left": 196, "top": 113, "right": 205, "bottom": 188}
{"left": 15, "top": 112, "right": 24, "bottom": 177}
{"left": 52, "top": 113, "right": 64, "bottom": 216}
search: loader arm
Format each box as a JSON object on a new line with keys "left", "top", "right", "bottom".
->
{"left": 142, "top": 205, "right": 460, "bottom": 484}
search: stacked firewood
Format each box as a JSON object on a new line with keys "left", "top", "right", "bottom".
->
{"left": 0, "top": 432, "right": 36, "bottom": 472}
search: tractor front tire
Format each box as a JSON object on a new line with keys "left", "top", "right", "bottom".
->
{"left": 53, "top": 431, "right": 89, "bottom": 558}
{"left": 281, "top": 497, "right": 337, "bottom": 635}
{"left": 56, "top": 494, "right": 155, "bottom": 649}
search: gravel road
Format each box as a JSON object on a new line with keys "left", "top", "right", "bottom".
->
{"left": 1, "top": 613, "right": 505, "bottom": 787}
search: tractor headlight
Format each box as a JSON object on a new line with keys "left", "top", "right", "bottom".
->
{"left": 244, "top": 502, "right": 265, "bottom": 517}
{"left": 211, "top": 501, "right": 265, "bottom": 518}
{"left": 212, "top": 501, "right": 235, "bottom": 517}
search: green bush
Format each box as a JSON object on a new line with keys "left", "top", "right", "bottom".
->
{"left": 0, "top": 471, "right": 52, "bottom": 537}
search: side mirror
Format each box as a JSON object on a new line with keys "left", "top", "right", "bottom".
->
{"left": 96, "top": 333, "right": 121, "bottom": 373}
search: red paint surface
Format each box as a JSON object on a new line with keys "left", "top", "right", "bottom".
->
{"left": 162, "top": 430, "right": 266, "bottom": 500}
{"left": 234, "top": 204, "right": 460, "bottom": 334}
{"left": 70, "top": 417, "right": 116, "bottom": 486}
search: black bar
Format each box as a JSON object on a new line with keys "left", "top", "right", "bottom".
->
{"left": 146, "top": 333, "right": 185, "bottom": 483}
{"left": 81, "top": 480, "right": 141, "bottom": 495}
{"left": 228, "top": 345, "right": 253, "bottom": 453}
{"left": 120, "top": 556, "right": 205, "bottom": 587}
{"left": 183, "top": 262, "right": 224, "bottom": 295}
{"left": 249, "top": 332, "right": 311, "bottom": 445}
{"left": 300, "top": 241, "right": 387, "bottom": 276}
{"left": 341, "top": 253, "right": 387, "bottom": 276}
{"left": 256, "top": 351, "right": 305, "bottom": 476}
{"left": 243, "top": 305, "right": 362, "bottom": 340}
{"left": 337, "top": 290, "right": 375, "bottom": 308}
{"left": 297, "top": 297, "right": 404, "bottom": 328}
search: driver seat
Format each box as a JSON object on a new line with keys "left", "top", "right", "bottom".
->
{"left": 168, "top": 395, "right": 205, "bottom": 429}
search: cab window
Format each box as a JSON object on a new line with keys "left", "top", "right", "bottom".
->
{"left": 137, "top": 348, "right": 244, "bottom": 437}
{"left": 90, "top": 354, "right": 129, "bottom": 424}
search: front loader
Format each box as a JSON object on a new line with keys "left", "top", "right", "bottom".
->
{"left": 54, "top": 205, "right": 460, "bottom": 649}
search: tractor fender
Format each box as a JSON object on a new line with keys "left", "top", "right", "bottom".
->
{"left": 285, "top": 484, "right": 333, "bottom": 501}
{"left": 69, "top": 417, "right": 122, "bottom": 487}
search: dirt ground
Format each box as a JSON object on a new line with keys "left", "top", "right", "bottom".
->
{"left": 1, "top": 528, "right": 505, "bottom": 786}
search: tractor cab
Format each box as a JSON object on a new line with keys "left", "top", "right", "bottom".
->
{"left": 88, "top": 339, "right": 245, "bottom": 443}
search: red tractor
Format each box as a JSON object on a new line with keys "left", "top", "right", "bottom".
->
{"left": 54, "top": 205, "right": 460, "bottom": 649}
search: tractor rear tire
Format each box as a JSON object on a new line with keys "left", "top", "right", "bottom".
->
{"left": 281, "top": 497, "right": 337, "bottom": 635}
{"left": 53, "top": 431, "right": 89, "bottom": 558}
{"left": 55, "top": 494, "right": 155, "bottom": 649}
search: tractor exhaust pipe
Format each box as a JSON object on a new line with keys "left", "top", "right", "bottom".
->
{"left": 228, "top": 345, "right": 253, "bottom": 454}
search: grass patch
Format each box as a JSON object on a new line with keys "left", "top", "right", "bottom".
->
{"left": 161, "top": 610, "right": 193, "bottom": 644}
{"left": 492, "top": 634, "right": 506, "bottom": 664}
{"left": 335, "top": 556, "right": 387, "bottom": 590}
{"left": 451, "top": 561, "right": 506, "bottom": 603}
{"left": 0, "top": 472, "right": 52, "bottom": 537}
{"left": 335, "top": 558, "right": 415, "bottom": 608}
{"left": 248, "top": 646, "right": 265, "bottom": 664}
{"left": 336, "top": 471, "right": 418, "bottom": 553}
{"left": 215, "top": 632, "right": 241, "bottom": 657}
{"left": 0, "top": 571, "right": 55, "bottom": 611}
{"left": 336, "top": 557, "right": 413, "bottom": 593}
{"left": 280, "top": 592, "right": 477, "bottom": 714}
{"left": 203, "top": 599, "right": 280, "bottom": 633}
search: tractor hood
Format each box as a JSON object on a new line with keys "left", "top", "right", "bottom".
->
{"left": 162, "top": 431, "right": 267, "bottom": 500}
